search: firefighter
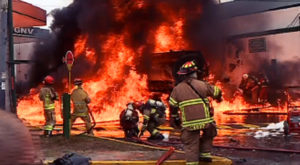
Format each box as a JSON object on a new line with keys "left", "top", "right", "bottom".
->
{"left": 257, "top": 73, "right": 269, "bottom": 104}
{"left": 120, "top": 102, "right": 140, "bottom": 138}
{"left": 39, "top": 75, "right": 58, "bottom": 136}
{"left": 70, "top": 78, "right": 93, "bottom": 135}
{"left": 239, "top": 73, "right": 259, "bottom": 104}
{"left": 139, "top": 96, "right": 166, "bottom": 140}
{"left": 169, "top": 61, "right": 222, "bottom": 164}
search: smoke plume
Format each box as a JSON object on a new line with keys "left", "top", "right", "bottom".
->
{"left": 26, "top": 0, "right": 224, "bottom": 92}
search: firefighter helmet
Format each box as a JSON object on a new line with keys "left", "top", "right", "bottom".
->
{"left": 242, "top": 74, "right": 249, "bottom": 80}
{"left": 134, "top": 101, "right": 144, "bottom": 109}
{"left": 74, "top": 78, "right": 83, "bottom": 85}
{"left": 177, "top": 60, "right": 198, "bottom": 75}
{"left": 151, "top": 92, "right": 162, "bottom": 101}
{"left": 43, "top": 75, "right": 54, "bottom": 85}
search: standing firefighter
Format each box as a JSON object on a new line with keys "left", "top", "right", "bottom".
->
{"left": 257, "top": 73, "right": 269, "bottom": 104}
{"left": 120, "top": 102, "right": 140, "bottom": 138}
{"left": 39, "top": 75, "right": 58, "bottom": 136}
{"left": 239, "top": 73, "right": 259, "bottom": 104}
{"left": 169, "top": 61, "right": 222, "bottom": 164}
{"left": 139, "top": 97, "right": 166, "bottom": 140}
{"left": 71, "top": 79, "right": 93, "bottom": 135}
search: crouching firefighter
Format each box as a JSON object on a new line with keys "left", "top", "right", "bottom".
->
{"left": 139, "top": 97, "right": 166, "bottom": 140}
{"left": 169, "top": 61, "right": 222, "bottom": 164}
{"left": 120, "top": 102, "right": 140, "bottom": 138}
{"left": 70, "top": 79, "right": 94, "bottom": 135}
{"left": 39, "top": 75, "right": 59, "bottom": 137}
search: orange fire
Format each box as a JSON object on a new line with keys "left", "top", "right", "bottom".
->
{"left": 17, "top": 1, "right": 191, "bottom": 126}
{"left": 16, "top": 1, "right": 291, "bottom": 127}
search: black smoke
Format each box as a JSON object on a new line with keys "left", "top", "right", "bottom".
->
{"left": 23, "top": 0, "right": 224, "bottom": 95}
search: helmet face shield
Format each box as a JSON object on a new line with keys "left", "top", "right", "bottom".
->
{"left": 242, "top": 74, "right": 249, "bottom": 80}
{"left": 134, "top": 101, "right": 144, "bottom": 109}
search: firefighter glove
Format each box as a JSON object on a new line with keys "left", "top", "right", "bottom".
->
{"left": 139, "top": 125, "right": 147, "bottom": 138}
{"left": 171, "top": 116, "right": 181, "bottom": 129}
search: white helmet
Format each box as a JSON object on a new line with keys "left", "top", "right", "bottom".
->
{"left": 242, "top": 74, "right": 249, "bottom": 80}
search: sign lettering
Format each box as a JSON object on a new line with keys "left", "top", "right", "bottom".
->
{"left": 13, "top": 27, "right": 35, "bottom": 35}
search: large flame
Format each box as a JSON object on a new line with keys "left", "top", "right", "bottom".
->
{"left": 16, "top": 1, "right": 292, "bottom": 126}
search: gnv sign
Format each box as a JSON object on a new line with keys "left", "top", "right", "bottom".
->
{"left": 13, "top": 27, "right": 35, "bottom": 36}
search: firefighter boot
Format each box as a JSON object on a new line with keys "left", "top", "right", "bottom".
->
{"left": 127, "top": 129, "right": 137, "bottom": 138}
{"left": 87, "top": 130, "right": 94, "bottom": 136}
{"left": 199, "top": 153, "right": 212, "bottom": 162}
{"left": 147, "top": 133, "right": 164, "bottom": 141}
{"left": 44, "top": 130, "right": 52, "bottom": 137}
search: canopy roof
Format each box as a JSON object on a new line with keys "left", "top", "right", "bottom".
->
{"left": 13, "top": 0, "right": 46, "bottom": 27}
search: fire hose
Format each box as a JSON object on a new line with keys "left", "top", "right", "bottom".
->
{"left": 131, "top": 137, "right": 300, "bottom": 154}
{"left": 213, "top": 145, "right": 300, "bottom": 154}
{"left": 131, "top": 137, "right": 176, "bottom": 164}
{"left": 156, "top": 147, "right": 175, "bottom": 165}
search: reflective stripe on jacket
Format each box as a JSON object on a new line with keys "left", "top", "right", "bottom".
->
{"left": 44, "top": 95, "right": 55, "bottom": 110}
{"left": 44, "top": 124, "right": 53, "bottom": 131}
{"left": 169, "top": 78, "right": 221, "bottom": 130}
{"left": 39, "top": 86, "right": 57, "bottom": 110}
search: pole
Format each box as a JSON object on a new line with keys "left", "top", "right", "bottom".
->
{"left": 67, "top": 64, "right": 72, "bottom": 93}
{"left": 0, "top": 1, "right": 8, "bottom": 110}
{"left": 7, "top": 0, "right": 16, "bottom": 113}
{"left": 68, "top": 70, "right": 71, "bottom": 93}
{"left": 63, "top": 93, "right": 71, "bottom": 139}
{"left": 63, "top": 51, "right": 73, "bottom": 138}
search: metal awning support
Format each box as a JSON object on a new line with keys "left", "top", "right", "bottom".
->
{"left": 8, "top": 0, "right": 16, "bottom": 113}
{"left": 0, "top": 0, "right": 9, "bottom": 111}
{"left": 7, "top": 60, "right": 33, "bottom": 64}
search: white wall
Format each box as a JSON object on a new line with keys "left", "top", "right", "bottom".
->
{"left": 224, "top": 31, "right": 300, "bottom": 86}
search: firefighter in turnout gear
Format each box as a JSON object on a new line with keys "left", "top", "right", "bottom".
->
{"left": 257, "top": 73, "right": 269, "bottom": 104}
{"left": 39, "top": 75, "right": 58, "bottom": 136}
{"left": 139, "top": 97, "right": 166, "bottom": 140}
{"left": 70, "top": 79, "right": 93, "bottom": 135}
{"left": 120, "top": 102, "right": 140, "bottom": 138}
{"left": 169, "top": 61, "right": 222, "bottom": 164}
{"left": 239, "top": 73, "right": 259, "bottom": 104}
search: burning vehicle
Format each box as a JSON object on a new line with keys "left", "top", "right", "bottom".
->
{"left": 148, "top": 50, "right": 208, "bottom": 93}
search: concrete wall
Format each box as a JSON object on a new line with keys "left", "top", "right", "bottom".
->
{"left": 222, "top": 5, "right": 300, "bottom": 87}
{"left": 224, "top": 31, "right": 300, "bottom": 86}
